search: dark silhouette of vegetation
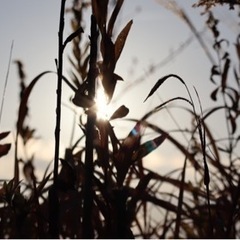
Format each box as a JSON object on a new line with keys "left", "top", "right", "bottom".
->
{"left": 193, "top": 0, "right": 240, "bottom": 10}
{"left": 0, "top": 0, "right": 240, "bottom": 238}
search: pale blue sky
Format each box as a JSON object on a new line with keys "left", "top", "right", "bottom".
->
{"left": 0, "top": 1, "right": 239, "bottom": 179}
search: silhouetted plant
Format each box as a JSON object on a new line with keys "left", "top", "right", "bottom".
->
{"left": 0, "top": 0, "right": 240, "bottom": 239}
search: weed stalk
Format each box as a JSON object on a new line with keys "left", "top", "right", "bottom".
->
{"left": 49, "top": 0, "right": 66, "bottom": 237}
{"left": 82, "top": 14, "right": 98, "bottom": 239}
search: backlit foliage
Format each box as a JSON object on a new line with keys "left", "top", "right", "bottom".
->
{"left": 0, "top": 0, "right": 240, "bottom": 238}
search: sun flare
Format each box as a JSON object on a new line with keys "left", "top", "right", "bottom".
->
{"left": 95, "top": 84, "right": 111, "bottom": 120}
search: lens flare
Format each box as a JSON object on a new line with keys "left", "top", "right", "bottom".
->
{"left": 95, "top": 84, "right": 111, "bottom": 120}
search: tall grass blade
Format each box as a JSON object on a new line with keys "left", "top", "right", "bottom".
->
{"left": 0, "top": 41, "right": 14, "bottom": 127}
{"left": 144, "top": 74, "right": 185, "bottom": 102}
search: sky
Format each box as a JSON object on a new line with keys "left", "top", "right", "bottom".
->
{"left": 0, "top": 0, "right": 239, "bottom": 180}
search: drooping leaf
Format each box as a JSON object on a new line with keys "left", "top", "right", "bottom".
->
{"left": 110, "top": 105, "right": 129, "bottom": 120}
{"left": 144, "top": 74, "right": 185, "bottom": 102}
{"left": 114, "top": 19, "right": 133, "bottom": 62}
{"left": 142, "top": 97, "right": 192, "bottom": 121}
{"left": 16, "top": 70, "right": 75, "bottom": 139}
{"left": 63, "top": 27, "right": 84, "bottom": 49}
{"left": 17, "top": 71, "right": 52, "bottom": 133}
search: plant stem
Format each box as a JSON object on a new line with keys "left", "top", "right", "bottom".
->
{"left": 54, "top": 0, "right": 65, "bottom": 189}
{"left": 82, "top": 15, "right": 98, "bottom": 239}
{"left": 174, "top": 157, "right": 187, "bottom": 238}
{"left": 49, "top": 0, "right": 66, "bottom": 237}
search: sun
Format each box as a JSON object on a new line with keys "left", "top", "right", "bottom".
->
{"left": 95, "top": 83, "right": 112, "bottom": 120}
